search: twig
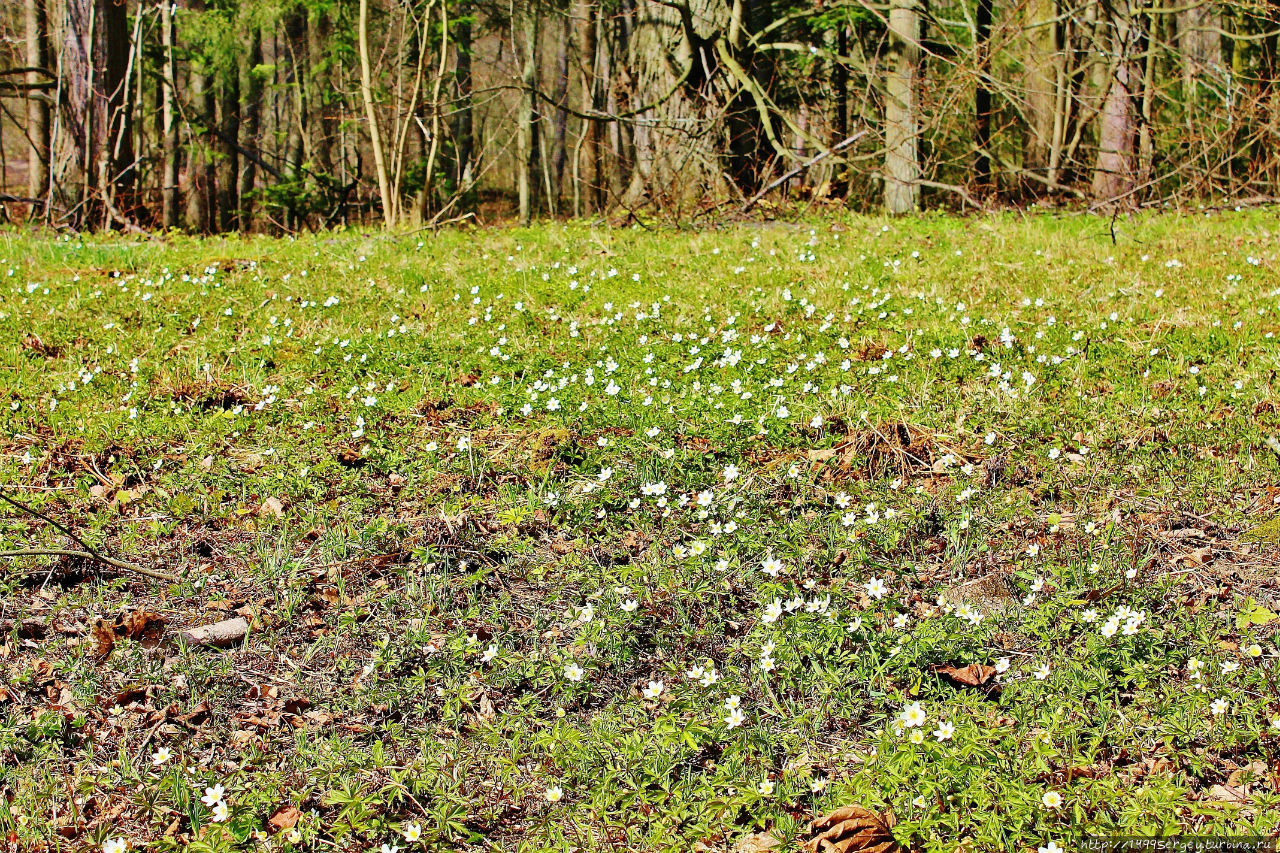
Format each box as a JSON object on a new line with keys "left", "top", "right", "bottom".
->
{"left": 0, "top": 549, "right": 177, "bottom": 582}
{"left": 739, "top": 130, "right": 869, "bottom": 214}
{"left": 0, "top": 491, "right": 177, "bottom": 582}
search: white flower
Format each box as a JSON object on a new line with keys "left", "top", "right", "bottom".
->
{"left": 103, "top": 840, "right": 129, "bottom": 853}
{"left": 211, "top": 800, "right": 230, "bottom": 822}
{"left": 201, "top": 784, "right": 225, "bottom": 808}
{"left": 545, "top": 785, "right": 563, "bottom": 803}
{"left": 757, "top": 780, "right": 774, "bottom": 796}
{"left": 865, "top": 577, "right": 888, "bottom": 599}
{"left": 1210, "top": 697, "right": 1228, "bottom": 716}
{"left": 1034, "top": 663, "right": 1051, "bottom": 681}
{"left": 643, "top": 680, "right": 664, "bottom": 699}
{"left": 1039, "top": 842, "right": 1065, "bottom": 853}
{"left": 403, "top": 822, "right": 422, "bottom": 841}
{"left": 1041, "top": 790, "right": 1063, "bottom": 809}
{"left": 762, "top": 599, "right": 783, "bottom": 623}
{"left": 900, "top": 702, "right": 926, "bottom": 728}
{"left": 761, "top": 557, "right": 784, "bottom": 577}
{"left": 152, "top": 746, "right": 171, "bottom": 766}
{"left": 994, "top": 657, "right": 1011, "bottom": 674}
{"left": 725, "top": 707, "right": 745, "bottom": 728}
{"left": 933, "top": 721, "right": 955, "bottom": 741}
{"left": 563, "top": 662, "right": 584, "bottom": 682}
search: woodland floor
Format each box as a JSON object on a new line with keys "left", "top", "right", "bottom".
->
{"left": 2, "top": 212, "right": 1280, "bottom": 852}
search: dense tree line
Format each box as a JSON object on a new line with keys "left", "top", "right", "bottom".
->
{"left": 0, "top": 0, "right": 1277, "bottom": 230}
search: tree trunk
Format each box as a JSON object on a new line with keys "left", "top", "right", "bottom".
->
{"left": 1091, "top": 2, "right": 1138, "bottom": 204}
{"left": 238, "top": 26, "right": 263, "bottom": 231}
{"left": 283, "top": 8, "right": 308, "bottom": 188}
{"left": 1177, "top": 1, "right": 1223, "bottom": 95}
{"left": 549, "top": 13, "right": 572, "bottom": 213}
{"left": 516, "top": 4, "right": 539, "bottom": 225}
{"left": 453, "top": 7, "right": 475, "bottom": 206}
{"left": 884, "top": 0, "right": 920, "bottom": 214}
{"left": 159, "top": 0, "right": 179, "bottom": 229}
{"left": 217, "top": 64, "right": 240, "bottom": 232}
{"left": 24, "top": 0, "right": 51, "bottom": 205}
{"left": 60, "top": 0, "right": 134, "bottom": 228}
{"left": 974, "top": 0, "right": 994, "bottom": 192}
{"left": 1023, "top": 0, "right": 1059, "bottom": 181}
{"left": 185, "top": 58, "right": 216, "bottom": 233}
{"left": 602, "top": 12, "right": 626, "bottom": 203}
{"left": 831, "top": 25, "right": 849, "bottom": 199}
{"left": 1136, "top": 2, "right": 1157, "bottom": 188}
{"left": 359, "top": 0, "right": 396, "bottom": 226}
{"left": 308, "top": 7, "right": 335, "bottom": 176}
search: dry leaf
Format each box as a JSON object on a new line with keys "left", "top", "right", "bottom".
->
{"left": 1227, "top": 761, "right": 1269, "bottom": 788}
{"left": 91, "top": 620, "right": 116, "bottom": 660}
{"left": 91, "top": 610, "right": 167, "bottom": 659}
{"left": 1177, "top": 547, "right": 1212, "bottom": 567}
{"left": 734, "top": 831, "right": 783, "bottom": 853}
{"left": 268, "top": 805, "right": 302, "bottom": 832}
{"left": 805, "top": 806, "right": 901, "bottom": 853}
{"left": 259, "top": 497, "right": 286, "bottom": 518}
{"left": 933, "top": 663, "right": 997, "bottom": 688}
{"left": 1208, "top": 783, "right": 1248, "bottom": 804}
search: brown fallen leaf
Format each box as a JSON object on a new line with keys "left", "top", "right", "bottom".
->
{"left": 174, "top": 701, "right": 212, "bottom": 726}
{"left": 92, "top": 610, "right": 167, "bottom": 659}
{"left": 91, "top": 620, "right": 117, "bottom": 660}
{"left": 1177, "top": 546, "right": 1212, "bottom": 567}
{"left": 1208, "top": 783, "right": 1249, "bottom": 804}
{"left": 267, "top": 804, "right": 302, "bottom": 832}
{"left": 259, "top": 496, "right": 286, "bottom": 518}
{"left": 21, "top": 332, "right": 60, "bottom": 357}
{"left": 933, "top": 663, "right": 997, "bottom": 688}
{"left": 733, "top": 831, "right": 783, "bottom": 853}
{"left": 1227, "top": 761, "right": 1269, "bottom": 789}
{"left": 182, "top": 616, "right": 249, "bottom": 648}
{"left": 805, "top": 806, "right": 901, "bottom": 853}
{"left": 336, "top": 447, "right": 364, "bottom": 467}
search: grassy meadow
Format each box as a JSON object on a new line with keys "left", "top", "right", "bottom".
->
{"left": 2, "top": 212, "right": 1280, "bottom": 852}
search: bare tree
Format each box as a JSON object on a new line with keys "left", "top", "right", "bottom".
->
{"left": 24, "top": 0, "right": 51, "bottom": 204}
{"left": 884, "top": 0, "right": 921, "bottom": 213}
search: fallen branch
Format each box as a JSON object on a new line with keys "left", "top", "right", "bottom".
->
{"left": 0, "top": 491, "right": 177, "bottom": 582}
{"left": 0, "top": 549, "right": 177, "bottom": 582}
{"left": 739, "top": 131, "right": 869, "bottom": 214}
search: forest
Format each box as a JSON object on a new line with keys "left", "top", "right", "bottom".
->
{"left": 0, "top": 0, "right": 1278, "bottom": 230}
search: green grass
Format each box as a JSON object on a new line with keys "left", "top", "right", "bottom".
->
{"left": 1, "top": 211, "right": 1279, "bottom": 853}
